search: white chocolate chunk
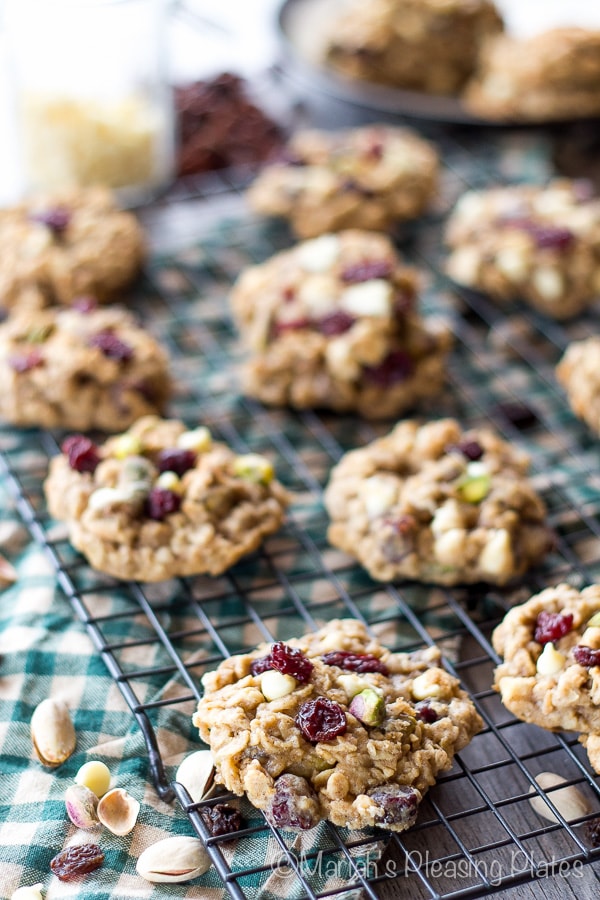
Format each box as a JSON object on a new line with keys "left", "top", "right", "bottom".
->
{"left": 478, "top": 529, "right": 513, "bottom": 577}
{"left": 447, "top": 246, "right": 481, "bottom": 285}
{"left": 363, "top": 476, "right": 397, "bottom": 518}
{"left": 261, "top": 671, "right": 297, "bottom": 700}
{"left": 536, "top": 642, "right": 566, "bottom": 676}
{"left": 532, "top": 268, "right": 563, "bottom": 302}
{"left": 297, "top": 234, "right": 340, "bottom": 272}
{"left": 340, "top": 280, "right": 392, "bottom": 317}
{"left": 495, "top": 247, "right": 529, "bottom": 282}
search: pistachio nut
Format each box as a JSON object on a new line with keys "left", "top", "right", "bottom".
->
{"left": 97, "top": 787, "right": 140, "bottom": 836}
{"left": 65, "top": 783, "right": 100, "bottom": 829}
{"left": 529, "top": 772, "right": 591, "bottom": 823}
{"left": 136, "top": 835, "right": 211, "bottom": 883}
{"left": 31, "top": 698, "right": 76, "bottom": 767}
{"left": 176, "top": 750, "right": 215, "bottom": 804}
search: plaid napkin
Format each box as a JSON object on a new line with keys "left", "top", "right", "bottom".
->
{"left": 0, "top": 488, "right": 384, "bottom": 900}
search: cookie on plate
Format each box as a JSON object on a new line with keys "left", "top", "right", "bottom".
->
{"left": 445, "top": 180, "right": 600, "bottom": 318}
{"left": 44, "top": 416, "right": 289, "bottom": 582}
{"left": 492, "top": 583, "right": 600, "bottom": 773}
{"left": 193, "top": 618, "right": 483, "bottom": 831}
{"left": 556, "top": 337, "right": 600, "bottom": 435}
{"left": 247, "top": 125, "right": 439, "bottom": 238}
{"left": 0, "top": 187, "right": 146, "bottom": 310}
{"left": 0, "top": 302, "right": 171, "bottom": 430}
{"left": 324, "top": 418, "right": 552, "bottom": 586}
{"left": 230, "top": 231, "right": 451, "bottom": 419}
{"left": 464, "top": 28, "right": 600, "bottom": 122}
{"left": 323, "top": 0, "right": 503, "bottom": 95}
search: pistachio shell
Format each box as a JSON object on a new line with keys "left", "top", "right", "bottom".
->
{"left": 11, "top": 885, "right": 44, "bottom": 900}
{"left": 176, "top": 750, "right": 215, "bottom": 804}
{"left": 65, "top": 783, "right": 100, "bottom": 829}
{"left": 31, "top": 698, "right": 76, "bottom": 767}
{"left": 97, "top": 788, "right": 139, "bottom": 836}
{"left": 136, "top": 836, "right": 211, "bottom": 883}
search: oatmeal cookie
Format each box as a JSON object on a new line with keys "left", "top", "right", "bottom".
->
{"left": 230, "top": 231, "right": 451, "bottom": 419}
{"left": 445, "top": 180, "right": 600, "bottom": 319}
{"left": 492, "top": 583, "right": 600, "bottom": 773}
{"left": 0, "top": 186, "right": 146, "bottom": 310}
{"left": 44, "top": 416, "right": 289, "bottom": 581}
{"left": 324, "top": 419, "right": 552, "bottom": 586}
{"left": 464, "top": 28, "right": 600, "bottom": 122}
{"left": 323, "top": 0, "right": 503, "bottom": 95}
{"left": 556, "top": 337, "right": 600, "bottom": 435}
{"left": 0, "top": 302, "right": 170, "bottom": 430}
{"left": 247, "top": 126, "right": 439, "bottom": 238}
{"left": 193, "top": 619, "right": 483, "bottom": 831}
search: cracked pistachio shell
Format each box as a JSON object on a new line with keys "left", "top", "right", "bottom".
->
{"left": 529, "top": 772, "right": 591, "bottom": 823}
{"left": 176, "top": 750, "right": 215, "bottom": 804}
{"left": 65, "top": 783, "right": 100, "bottom": 829}
{"left": 97, "top": 788, "right": 140, "bottom": 836}
{"left": 136, "top": 835, "right": 211, "bottom": 883}
{"left": 31, "top": 698, "right": 76, "bottom": 767}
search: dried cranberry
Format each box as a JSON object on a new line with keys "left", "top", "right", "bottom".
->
{"left": 62, "top": 435, "right": 100, "bottom": 474}
{"left": 272, "top": 317, "right": 312, "bottom": 337}
{"left": 321, "top": 650, "right": 389, "bottom": 675}
{"left": 414, "top": 702, "right": 438, "bottom": 724}
{"left": 364, "top": 138, "right": 384, "bottom": 161}
{"left": 50, "top": 843, "right": 104, "bottom": 881}
{"left": 30, "top": 206, "right": 71, "bottom": 234}
{"left": 493, "top": 400, "right": 538, "bottom": 430}
{"left": 201, "top": 803, "right": 244, "bottom": 839}
{"left": 296, "top": 697, "right": 347, "bottom": 742}
{"left": 72, "top": 296, "right": 98, "bottom": 313}
{"left": 573, "top": 645, "right": 600, "bottom": 667}
{"left": 340, "top": 259, "right": 393, "bottom": 284}
{"left": 9, "top": 349, "right": 44, "bottom": 372}
{"left": 266, "top": 774, "right": 320, "bottom": 830}
{"left": 534, "top": 611, "right": 574, "bottom": 645}
{"left": 88, "top": 330, "right": 133, "bottom": 362}
{"left": 157, "top": 448, "right": 196, "bottom": 477}
{"left": 446, "top": 439, "right": 483, "bottom": 461}
{"left": 316, "top": 310, "right": 355, "bottom": 336}
{"left": 586, "top": 817, "right": 600, "bottom": 847}
{"left": 145, "top": 487, "right": 181, "bottom": 520}
{"left": 501, "top": 217, "right": 574, "bottom": 251}
{"left": 363, "top": 350, "right": 413, "bottom": 386}
{"left": 270, "top": 642, "right": 313, "bottom": 683}
{"left": 368, "top": 784, "right": 419, "bottom": 828}
{"left": 250, "top": 654, "right": 273, "bottom": 676}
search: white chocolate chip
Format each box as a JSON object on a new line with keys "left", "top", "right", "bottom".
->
{"left": 297, "top": 234, "right": 340, "bottom": 272}
{"left": 87, "top": 487, "right": 132, "bottom": 511}
{"left": 340, "top": 280, "right": 392, "bottom": 317}
{"left": 478, "top": 529, "right": 513, "bottom": 577}
{"left": 532, "top": 268, "right": 563, "bottom": 302}
{"left": 338, "top": 673, "right": 371, "bottom": 698}
{"left": 446, "top": 246, "right": 481, "bottom": 285}
{"left": 363, "top": 476, "right": 397, "bottom": 518}
{"left": 529, "top": 772, "right": 591, "bottom": 823}
{"left": 431, "top": 501, "right": 464, "bottom": 535}
{"left": 261, "top": 671, "right": 297, "bottom": 701}
{"left": 536, "top": 642, "right": 566, "bottom": 676}
{"left": 411, "top": 672, "right": 442, "bottom": 701}
{"left": 297, "top": 274, "right": 338, "bottom": 315}
{"left": 434, "top": 528, "right": 467, "bottom": 566}
{"left": 325, "top": 338, "right": 361, "bottom": 381}
{"left": 177, "top": 427, "right": 212, "bottom": 453}
{"left": 580, "top": 626, "right": 600, "bottom": 649}
{"left": 455, "top": 191, "right": 485, "bottom": 223}
{"left": 495, "top": 247, "right": 529, "bottom": 282}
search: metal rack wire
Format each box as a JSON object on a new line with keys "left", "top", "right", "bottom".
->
{"left": 2, "top": 127, "right": 600, "bottom": 900}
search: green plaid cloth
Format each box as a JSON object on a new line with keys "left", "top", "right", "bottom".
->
{"left": 0, "top": 498, "right": 384, "bottom": 900}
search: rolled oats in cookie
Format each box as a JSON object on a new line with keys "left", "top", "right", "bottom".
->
{"left": 464, "top": 28, "right": 600, "bottom": 122}
{"left": 193, "top": 619, "right": 483, "bottom": 831}
{"left": 556, "top": 337, "right": 600, "bottom": 436}
{"left": 44, "top": 416, "right": 289, "bottom": 581}
{"left": 230, "top": 230, "right": 451, "bottom": 419}
{"left": 323, "top": 0, "right": 503, "bottom": 95}
{"left": 0, "top": 304, "right": 171, "bottom": 430}
{"left": 445, "top": 180, "right": 600, "bottom": 319}
{"left": 324, "top": 419, "right": 552, "bottom": 586}
{"left": 0, "top": 186, "right": 145, "bottom": 310}
{"left": 492, "top": 583, "right": 600, "bottom": 774}
{"left": 247, "top": 126, "right": 439, "bottom": 238}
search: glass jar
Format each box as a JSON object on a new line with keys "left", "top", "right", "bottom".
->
{"left": 5, "top": 0, "right": 175, "bottom": 205}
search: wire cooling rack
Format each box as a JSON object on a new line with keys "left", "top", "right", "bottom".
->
{"left": 2, "top": 126, "right": 600, "bottom": 900}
